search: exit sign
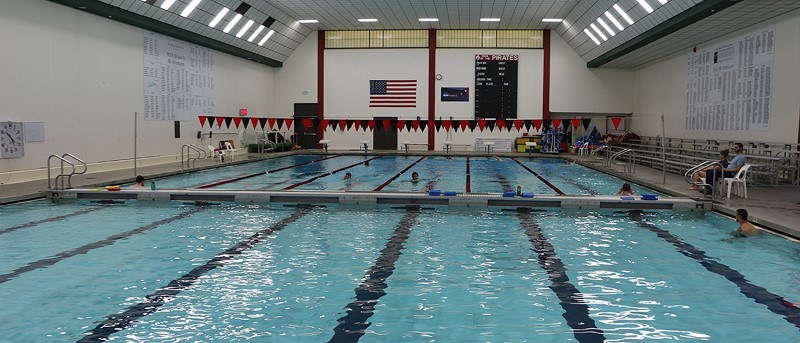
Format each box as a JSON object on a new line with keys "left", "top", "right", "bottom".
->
{"left": 239, "top": 108, "right": 248, "bottom": 116}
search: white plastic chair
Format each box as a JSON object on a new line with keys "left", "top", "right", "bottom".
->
{"left": 577, "top": 142, "right": 589, "bottom": 156}
{"left": 207, "top": 144, "right": 224, "bottom": 162}
{"left": 725, "top": 164, "right": 751, "bottom": 198}
{"left": 224, "top": 142, "right": 237, "bottom": 161}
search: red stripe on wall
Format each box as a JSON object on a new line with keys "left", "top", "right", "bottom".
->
{"left": 317, "top": 30, "right": 325, "bottom": 145}
{"left": 543, "top": 30, "right": 551, "bottom": 121}
{"left": 428, "top": 29, "right": 436, "bottom": 150}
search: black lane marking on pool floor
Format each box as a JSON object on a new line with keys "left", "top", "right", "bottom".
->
{"left": 194, "top": 154, "right": 342, "bottom": 189}
{"left": 328, "top": 207, "right": 421, "bottom": 343}
{"left": 517, "top": 210, "right": 607, "bottom": 342}
{"left": 0, "top": 206, "right": 106, "bottom": 236}
{"left": 465, "top": 156, "right": 471, "bottom": 193}
{"left": 496, "top": 173, "right": 514, "bottom": 192}
{"left": 559, "top": 176, "right": 599, "bottom": 195}
{"left": 0, "top": 207, "right": 206, "bottom": 285}
{"left": 509, "top": 157, "right": 566, "bottom": 195}
{"left": 373, "top": 156, "right": 426, "bottom": 191}
{"left": 284, "top": 155, "right": 384, "bottom": 190}
{"left": 627, "top": 210, "right": 800, "bottom": 331}
{"left": 77, "top": 206, "right": 312, "bottom": 343}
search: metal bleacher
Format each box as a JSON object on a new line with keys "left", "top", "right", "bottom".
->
{"left": 593, "top": 136, "right": 800, "bottom": 186}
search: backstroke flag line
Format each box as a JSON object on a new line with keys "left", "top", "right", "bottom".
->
{"left": 370, "top": 80, "right": 417, "bottom": 108}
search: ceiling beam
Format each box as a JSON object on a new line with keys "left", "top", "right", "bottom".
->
{"left": 587, "top": 0, "right": 741, "bottom": 68}
{"left": 45, "top": 0, "right": 283, "bottom": 67}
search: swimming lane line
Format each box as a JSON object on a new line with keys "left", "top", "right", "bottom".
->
{"left": 373, "top": 156, "right": 427, "bottom": 191}
{"left": 627, "top": 210, "right": 800, "bottom": 331}
{"left": 465, "top": 156, "right": 471, "bottom": 193}
{"left": 0, "top": 207, "right": 206, "bottom": 285}
{"left": 0, "top": 206, "right": 106, "bottom": 236}
{"left": 517, "top": 210, "right": 606, "bottom": 342}
{"left": 328, "top": 207, "right": 421, "bottom": 342}
{"left": 195, "top": 155, "right": 342, "bottom": 189}
{"left": 283, "top": 155, "right": 384, "bottom": 190}
{"left": 77, "top": 206, "right": 312, "bottom": 343}
{"left": 509, "top": 157, "right": 566, "bottom": 195}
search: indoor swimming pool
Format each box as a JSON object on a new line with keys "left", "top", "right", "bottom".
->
{"left": 154, "top": 154, "right": 653, "bottom": 195}
{"left": 1, "top": 155, "right": 798, "bottom": 342}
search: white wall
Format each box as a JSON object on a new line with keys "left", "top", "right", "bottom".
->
{"left": 550, "top": 33, "right": 634, "bottom": 114}
{"left": 633, "top": 9, "right": 800, "bottom": 143}
{"left": 274, "top": 32, "right": 318, "bottom": 116}
{"left": 0, "top": 0, "right": 276, "bottom": 179}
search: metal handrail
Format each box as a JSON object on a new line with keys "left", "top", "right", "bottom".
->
{"left": 685, "top": 161, "right": 724, "bottom": 196}
{"left": 61, "top": 153, "right": 87, "bottom": 189}
{"left": 684, "top": 160, "right": 717, "bottom": 184}
{"left": 610, "top": 148, "right": 635, "bottom": 173}
{"left": 258, "top": 138, "right": 276, "bottom": 153}
{"left": 182, "top": 144, "right": 206, "bottom": 170}
{"left": 47, "top": 154, "right": 75, "bottom": 190}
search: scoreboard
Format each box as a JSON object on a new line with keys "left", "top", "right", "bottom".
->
{"left": 474, "top": 54, "right": 518, "bottom": 119}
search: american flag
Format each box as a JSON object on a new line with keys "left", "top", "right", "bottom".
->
{"left": 370, "top": 80, "right": 417, "bottom": 108}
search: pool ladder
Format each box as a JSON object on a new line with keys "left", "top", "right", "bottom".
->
{"left": 685, "top": 161, "right": 724, "bottom": 198}
{"left": 47, "top": 153, "right": 87, "bottom": 190}
{"left": 610, "top": 148, "right": 635, "bottom": 173}
{"left": 181, "top": 144, "right": 207, "bottom": 170}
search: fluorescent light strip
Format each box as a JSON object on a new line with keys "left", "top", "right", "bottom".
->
{"left": 209, "top": 7, "right": 229, "bottom": 27}
{"left": 248, "top": 25, "right": 265, "bottom": 42}
{"left": 604, "top": 11, "right": 625, "bottom": 31}
{"left": 480, "top": 18, "right": 501, "bottom": 22}
{"left": 180, "top": 0, "right": 203, "bottom": 17}
{"left": 613, "top": 4, "right": 635, "bottom": 25}
{"left": 542, "top": 18, "right": 563, "bottom": 23}
{"left": 160, "top": 0, "right": 177, "bottom": 10}
{"left": 584, "top": 28, "right": 601, "bottom": 45}
{"left": 298, "top": 19, "right": 318, "bottom": 24}
{"left": 636, "top": 0, "right": 654, "bottom": 13}
{"left": 590, "top": 23, "right": 608, "bottom": 41}
{"left": 223, "top": 13, "right": 242, "bottom": 33}
{"left": 236, "top": 19, "right": 254, "bottom": 38}
{"left": 258, "top": 30, "right": 275, "bottom": 46}
{"left": 596, "top": 18, "right": 615, "bottom": 36}
{"left": 358, "top": 18, "right": 378, "bottom": 22}
{"left": 418, "top": 18, "right": 439, "bottom": 22}
{"left": 658, "top": 0, "right": 668, "bottom": 4}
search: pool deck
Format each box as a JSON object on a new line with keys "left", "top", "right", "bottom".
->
{"left": 1, "top": 150, "right": 798, "bottom": 239}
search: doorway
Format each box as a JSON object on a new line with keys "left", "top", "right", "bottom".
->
{"left": 373, "top": 117, "right": 398, "bottom": 150}
{"left": 294, "top": 103, "right": 318, "bottom": 149}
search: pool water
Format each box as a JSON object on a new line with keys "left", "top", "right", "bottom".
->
{"left": 1, "top": 200, "right": 799, "bottom": 342}
{"left": 153, "top": 155, "right": 654, "bottom": 195}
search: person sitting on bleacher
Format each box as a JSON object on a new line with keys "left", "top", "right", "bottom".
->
{"left": 702, "top": 143, "right": 746, "bottom": 194}
{"left": 689, "top": 149, "right": 729, "bottom": 190}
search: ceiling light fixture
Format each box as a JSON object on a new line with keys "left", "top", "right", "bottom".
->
{"left": 590, "top": 23, "right": 608, "bottom": 41}
{"left": 358, "top": 18, "right": 378, "bottom": 22}
{"left": 604, "top": 11, "right": 625, "bottom": 31}
{"left": 160, "top": 0, "right": 177, "bottom": 10}
{"left": 236, "top": 19, "right": 254, "bottom": 38}
{"left": 636, "top": 0, "right": 654, "bottom": 13}
{"left": 584, "top": 28, "right": 601, "bottom": 45}
{"left": 223, "top": 13, "right": 243, "bottom": 33}
{"left": 180, "top": 0, "right": 203, "bottom": 17}
{"left": 596, "top": 18, "right": 615, "bottom": 36}
{"left": 542, "top": 18, "right": 563, "bottom": 23}
{"left": 613, "top": 4, "right": 635, "bottom": 25}
{"left": 657, "top": 0, "right": 668, "bottom": 4}
{"left": 480, "top": 18, "right": 501, "bottom": 22}
{"left": 248, "top": 25, "right": 265, "bottom": 42}
{"left": 418, "top": 18, "right": 439, "bottom": 22}
{"left": 258, "top": 30, "right": 275, "bottom": 46}
{"left": 209, "top": 7, "right": 229, "bottom": 27}
{"left": 298, "top": 19, "right": 319, "bottom": 24}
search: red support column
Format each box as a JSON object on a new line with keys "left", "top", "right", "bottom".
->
{"left": 317, "top": 30, "right": 325, "bottom": 145}
{"left": 542, "top": 30, "right": 551, "bottom": 120}
{"left": 428, "top": 29, "right": 436, "bottom": 150}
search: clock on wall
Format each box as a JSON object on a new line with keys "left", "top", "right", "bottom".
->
{"left": 0, "top": 122, "right": 24, "bottom": 158}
